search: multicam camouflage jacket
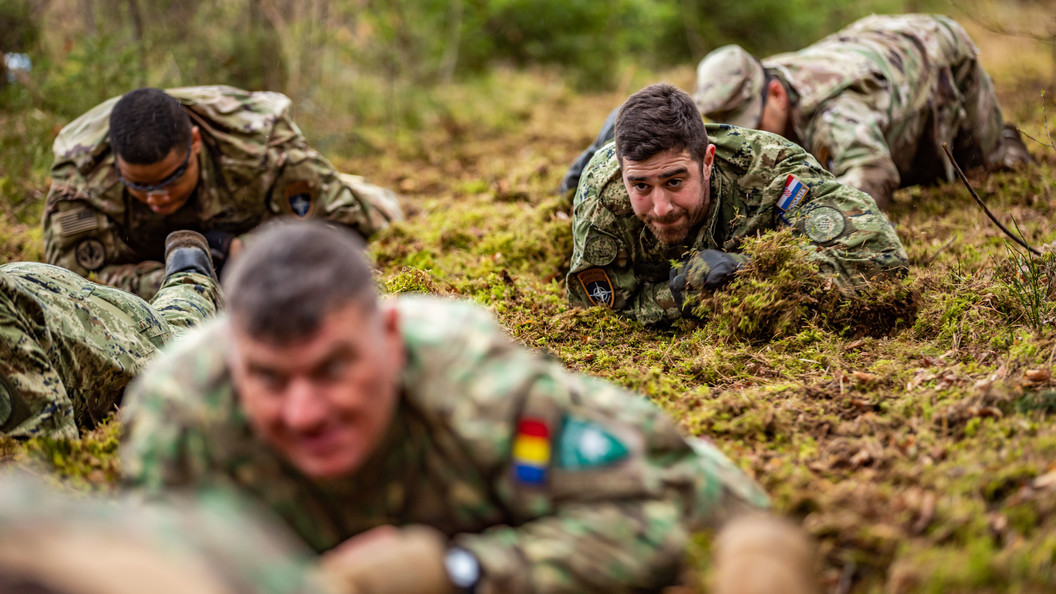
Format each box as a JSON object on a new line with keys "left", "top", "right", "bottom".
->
{"left": 43, "top": 85, "right": 402, "bottom": 299}
{"left": 121, "top": 295, "right": 769, "bottom": 594}
{"left": 758, "top": 14, "right": 1003, "bottom": 207}
{"left": 0, "top": 262, "right": 219, "bottom": 439}
{"left": 0, "top": 471, "right": 335, "bottom": 594}
{"left": 566, "top": 124, "right": 908, "bottom": 326}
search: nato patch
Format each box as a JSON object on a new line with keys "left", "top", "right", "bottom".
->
{"left": 512, "top": 418, "right": 551, "bottom": 485}
{"left": 75, "top": 238, "right": 105, "bottom": 271}
{"left": 56, "top": 206, "right": 97, "bottom": 236}
{"left": 556, "top": 417, "right": 629, "bottom": 469}
{"left": 285, "top": 180, "right": 314, "bottom": 218}
{"left": 777, "top": 175, "right": 808, "bottom": 212}
{"left": 804, "top": 206, "right": 846, "bottom": 243}
{"left": 576, "top": 268, "right": 614, "bottom": 307}
{"left": 584, "top": 234, "right": 617, "bottom": 266}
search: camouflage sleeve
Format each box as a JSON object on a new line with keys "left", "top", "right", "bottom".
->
{"left": 265, "top": 114, "right": 402, "bottom": 239}
{"left": 119, "top": 331, "right": 228, "bottom": 494}
{"left": 43, "top": 186, "right": 166, "bottom": 299}
{"left": 446, "top": 340, "right": 768, "bottom": 593}
{"left": 765, "top": 138, "right": 908, "bottom": 289}
{"left": 803, "top": 90, "right": 900, "bottom": 209}
{"left": 565, "top": 150, "right": 682, "bottom": 326}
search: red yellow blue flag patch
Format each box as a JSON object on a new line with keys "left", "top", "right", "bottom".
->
{"left": 512, "top": 418, "right": 551, "bottom": 485}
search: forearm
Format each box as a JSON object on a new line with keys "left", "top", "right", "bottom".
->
{"left": 455, "top": 499, "right": 689, "bottom": 594}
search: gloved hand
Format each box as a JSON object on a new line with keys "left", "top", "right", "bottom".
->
{"left": 203, "top": 230, "right": 235, "bottom": 274}
{"left": 320, "top": 525, "right": 455, "bottom": 594}
{"left": 669, "top": 249, "right": 744, "bottom": 309}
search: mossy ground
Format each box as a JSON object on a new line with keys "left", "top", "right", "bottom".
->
{"left": 2, "top": 9, "right": 1056, "bottom": 592}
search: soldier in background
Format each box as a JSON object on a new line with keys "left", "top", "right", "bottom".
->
{"left": 567, "top": 83, "right": 907, "bottom": 326}
{"left": 121, "top": 219, "right": 817, "bottom": 594}
{"left": 693, "top": 14, "right": 1033, "bottom": 209}
{"left": 43, "top": 86, "right": 403, "bottom": 299}
{"left": 0, "top": 230, "right": 220, "bottom": 439}
{"left": 0, "top": 471, "right": 336, "bottom": 594}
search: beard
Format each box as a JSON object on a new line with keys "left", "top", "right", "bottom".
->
{"left": 643, "top": 211, "right": 692, "bottom": 245}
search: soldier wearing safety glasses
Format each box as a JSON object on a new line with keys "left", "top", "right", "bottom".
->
{"left": 43, "top": 86, "right": 403, "bottom": 299}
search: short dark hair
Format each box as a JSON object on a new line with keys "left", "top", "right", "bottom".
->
{"left": 614, "top": 83, "right": 709, "bottom": 164}
{"left": 109, "top": 88, "right": 192, "bottom": 165}
{"left": 224, "top": 219, "right": 378, "bottom": 343}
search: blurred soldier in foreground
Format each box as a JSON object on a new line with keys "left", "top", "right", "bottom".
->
{"left": 693, "top": 14, "right": 1033, "bottom": 209}
{"left": 121, "top": 219, "right": 817, "bottom": 594}
{"left": 44, "top": 86, "right": 403, "bottom": 299}
{"left": 566, "top": 83, "right": 908, "bottom": 326}
{"left": 0, "top": 471, "right": 335, "bottom": 594}
{"left": 0, "top": 231, "right": 219, "bottom": 439}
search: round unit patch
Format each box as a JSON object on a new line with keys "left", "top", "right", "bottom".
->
{"left": 75, "top": 238, "right": 106, "bottom": 271}
{"left": 584, "top": 234, "right": 618, "bottom": 266}
{"left": 804, "top": 206, "right": 846, "bottom": 243}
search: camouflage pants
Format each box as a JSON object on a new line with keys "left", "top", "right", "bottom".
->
{"left": 0, "top": 263, "right": 220, "bottom": 439}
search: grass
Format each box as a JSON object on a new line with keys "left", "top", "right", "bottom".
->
{"left": 1, "top": 4, "right": 1056, "bottom": 591}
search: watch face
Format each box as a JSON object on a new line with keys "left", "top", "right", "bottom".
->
{"left": 445, "top": 547, "right": 481, "bottom": 589}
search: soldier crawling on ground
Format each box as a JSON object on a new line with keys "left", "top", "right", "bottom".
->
{"left": 120, "top": 218, "right": 818, "bottom": 594}
{"left": 0, "top": 231, "right": 219, "bottom": 439}
{"left": 561, "top": 14, "right": 1033, "bottom": 210}
{"left": 566, "top": 83, "right": 908, "bottom": 327}
{"left": 43, "top": 86, "right": 403, "bottom": 299}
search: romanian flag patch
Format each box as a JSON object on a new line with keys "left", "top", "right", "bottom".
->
{"left": 777, "top": 175, "right": 808, "bottom": 212}
{"left": 512, "top": 418, "right": 551, "bottom": 485}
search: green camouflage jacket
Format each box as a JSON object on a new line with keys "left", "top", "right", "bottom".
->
{"left": 43, "top": 85, "right": 402, "bottom": 299}
{"left": 121, "top": 295, "right": 769, "bottom": 594}
{"left": 0, "top": 472, "right": 334, "bottom": 594}
{"left": 757, "top": 14, "right": 1001, "bottom": 206}
{"left": 566, "top": 124, "right": 908, "bottom": 326}
{"left": 0, "top": 262, "right": 219, "bottom": 439}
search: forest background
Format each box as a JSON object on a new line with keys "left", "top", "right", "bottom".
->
{"left": 2, "top": 0, "right": 1056, "bottom": 592}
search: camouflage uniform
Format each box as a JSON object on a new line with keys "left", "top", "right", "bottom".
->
{"left": 0, "top": 262, "right": 220, "bottom": 439}
{"left": 121, "top": 295, "right": 769, "bottom": 594}
{"left": 694, "top": 14, "right": 1022, "bottom": 208}
{"left": 43, "top": 85, "right": 403, "bottom": 299}
{"left": 0, "top": 471, "right": 335, "bottom": 594}
{"left": 566, "top": 124, "right": 908, "bottom": 326}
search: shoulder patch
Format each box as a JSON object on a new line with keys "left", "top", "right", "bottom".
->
{"left": 75, "top": 239, "right": 106, "bottom": 271}
{"left": 556, "top": 417, "right": 629, "bottom": 469}
{"left": 512, "top": 418, "right": 551, "bottom": 485}
{"left": 56, "top": 206, "right": 98, "bottom": 236}
{"left": 804, "top": 206, "right": 847, "bottom": 243}
{"left": 285, "top": 181, "right": 314, "bottom": 218}
{"left": 583, "top": 234, "right": 617, "bottom": 266}
{"left": 777, "top": 175, "right": 809, "bottom": 212}
{"left": 576, "top": 268, "right": 614, "bottom": 307}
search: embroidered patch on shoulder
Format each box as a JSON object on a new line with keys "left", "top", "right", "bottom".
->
{"left": 556, "top": 417, "right": 629, "bottom": 469}
{"left": 285, "top": 180, "right": 314, "bottom": 218}
{"left": 804, "top": 206, "right": 847, "bottom": 243}
{"left": 512, "top": 418, "right": 551, "bottom": 485}
{"left": 777, "top": 175, "right": 809, "bottom": 212}
{"left": 576, "top": 268, "right": 614, "bottom": 307}
{"left": 75, "top": 238, "right": 106, "bottom": 271}
{"left": 584, "top": 234, "right": 617, "bottom": 266}
{"left": 56, "top": 206, "right": 98, "bottom": 236}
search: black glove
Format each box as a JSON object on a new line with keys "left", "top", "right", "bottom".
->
{"left": 203, "top": 230, "right": 235, "bottom": 274}
{"left": 669, "top": 249, "right": 743, "bottom": 310}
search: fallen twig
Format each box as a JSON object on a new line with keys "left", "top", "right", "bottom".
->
{"left": 941, "top": 143, "right": 1041, "bottom": 256}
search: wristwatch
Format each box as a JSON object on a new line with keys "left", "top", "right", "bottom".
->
{"left": 444, "top": 547, "right": 481, "bottom": 593}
